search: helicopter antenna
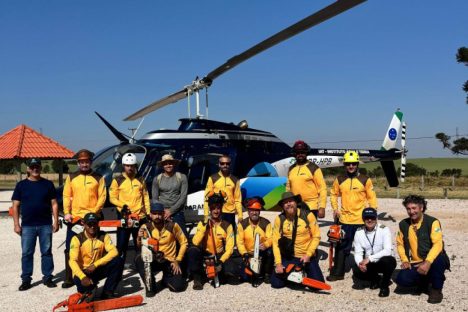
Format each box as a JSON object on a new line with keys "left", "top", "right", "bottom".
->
{"left": 130, "top": 117, "right": 145, "bottom": 143}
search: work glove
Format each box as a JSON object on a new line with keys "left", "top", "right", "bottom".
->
{"left": 215, "top": 262, "right": 223, "bottom": 273}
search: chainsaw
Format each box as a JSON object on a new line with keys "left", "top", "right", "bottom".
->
{"left": 283, "top": 263, "right": 331, "bottom": 291}
{"left": 52, "top": 292, "right": 143, "bottom": 311}
{"left": 327, "top": 222, "right": 345, "bottom": 271}
{"left": 204, "top": 220, "right": 220, "bottom": 288}
{"left": 243, "top": 233, "right": 262, "bottom": 287}
{"left": 141, "top": 227, "right": 159, "bottom": 293}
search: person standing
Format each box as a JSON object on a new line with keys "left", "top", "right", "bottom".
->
{"left": 203, "top": 155, "right": 242, "bottom": 230}
{"left": 395, "top": 195, "right": 450, "bottom": 304}
{"left": 12, "top": 158, "right": 59, "bottom": 291}
{"left": 328, "top": 151, "right": 378, "bottom": 281}
{"left": 352, "top": 208, "right": 396, "bottom": 297}
{"left": 286, "top": 140, "right": 327, "bottom": 218}
{"left": 109, "top": 153, "right": 150, "bottom": 261}
{"left": 152, "top": 154, "right": 188, "bottom": 237}
{"left": 62, "top": 149, "right": 106, "bottom": 288}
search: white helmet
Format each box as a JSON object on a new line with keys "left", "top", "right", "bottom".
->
{"left": 122, "top": 153, "right": 137, "bottom": 165}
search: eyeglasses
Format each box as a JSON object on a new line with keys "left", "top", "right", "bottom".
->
{"left": 219, "top": 162, "right": 231, "bottom": 166}
{"left": 344, "top": 163, "right": 358, "bottom": 167}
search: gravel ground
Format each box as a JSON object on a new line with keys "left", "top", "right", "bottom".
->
{"left": 1, "top": 198, "right": 467, "bottom": 312}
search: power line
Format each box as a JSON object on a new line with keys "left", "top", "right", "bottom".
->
{"left": 307, "top": 133, "right": 468, "bottom": 145}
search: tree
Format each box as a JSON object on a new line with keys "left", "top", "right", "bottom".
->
{"left": 456, "top": 47, "right": 468, "bottom": 104}
{"left": 404, "top": 163, "right": 426, "bottom": 177}
{"left": 435, "top": 133, "right": 468, "bottom": 155}
{"left": 0, "top": 160, "right": 16, "bottom": 174}
{"left": 51, "top": 159, "right": 70, "bottom": 173}
{"left": 43, "top": 164, "right": 50, "bottom": 173}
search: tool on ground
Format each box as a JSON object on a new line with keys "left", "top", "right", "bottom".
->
{"left": 283, "top": 263, "right": 331, "bottom": 291}
{"left": 52, "top": 292, "right": 143, "bottom": 311}
{"left": 327, "top": 221, "right": 345, "bottom": 271}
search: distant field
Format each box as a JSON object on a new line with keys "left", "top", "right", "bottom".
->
{"left": 360, "top": 157, "right": 468, "bottom": 175}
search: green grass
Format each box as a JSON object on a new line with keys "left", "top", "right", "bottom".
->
{"left": 360, "top": 157, "right": 468, "bottom": 175}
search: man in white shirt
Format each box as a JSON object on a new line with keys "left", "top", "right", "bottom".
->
{"left": 352, "top": 207, "right": 396, "bottom": 297}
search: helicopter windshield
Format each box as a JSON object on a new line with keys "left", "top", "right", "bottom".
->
{"left": 92, "top": 144, "right": 147, "bottom": 185}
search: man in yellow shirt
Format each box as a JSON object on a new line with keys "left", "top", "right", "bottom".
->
{"left": 109, "top": 153, "right": 150, "bottom": 261}
{"left": 187, "top": 192, "right": 236, "bottom": 290}
{"left": 62, "top": 149, "right": 107, "bottom": 288}
{"left": 270, "top": 192, "right": 324, "bottom": 289}
{"left": 328, "top": 151, "right": 377, "bottom": 281}
{"left": 203, "top": 155, "right": 242, "bottom": 230}
{"left": 135, "top": 202, "right": 188, "bottom": 296}
{"left": 69, "top": 213, "right": 123, "bottom": 299}
{"left": 237, "top": 197, "right": 273, "bottom": 284}
{"left": 395, "top": 195, "right": 450, "bottom": 304}
{"left": 286, "top": 140, "right": 327, "bottom": 219}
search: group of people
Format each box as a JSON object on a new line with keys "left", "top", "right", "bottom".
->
{"left": 11, "top": 142, "right": 449, "bottom": 305}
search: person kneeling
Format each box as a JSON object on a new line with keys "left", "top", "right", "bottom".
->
{"left": 237, "top": 197, "right": 274, "bottom": 286}
{"left": 271, "top": 192, "right": 325, "bottom": 289}
{"left": 352, "top": 208, "right": 396, "bottom": 297}
{"left": 69, "top": 213, "right": 124, "bottom": 299}
{"left": 187, "top": 192, "right": 237, "bottom": 290}
{"left": 135, "top": 202, "right": 188, "bottom": 297}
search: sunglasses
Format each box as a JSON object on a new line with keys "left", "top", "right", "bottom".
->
{"left": 219, "top": 162, "right": 231, "bottom": 166}
{"left": 344, "top": 163, "right": 358, "bottom": 167}
{"left": 364, "top": 216, "right": 377, "bottom": 220}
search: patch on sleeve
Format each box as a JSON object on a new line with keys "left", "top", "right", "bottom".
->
{"left": 434, "top": 227, "right": 441, "bottom": 233}
{"left": 229, "top": 232, "right": 234, "bottom": 238}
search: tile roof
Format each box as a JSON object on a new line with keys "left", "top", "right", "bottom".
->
{"left": 0, "top": 124, "right": 75, "bottom": 159}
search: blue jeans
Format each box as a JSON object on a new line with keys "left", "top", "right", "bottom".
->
{"left": 396, "top": 254, "right": 448, "bottom": 290}
{"left": 171, "top": 210, "right": 188, "bottom": 238}
{"left": 21, "top": 225, "right": 54, "bottom": 283}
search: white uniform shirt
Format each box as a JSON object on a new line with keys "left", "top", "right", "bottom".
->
{"left": 353, "top": 223, "right": 392, "bottom": 264}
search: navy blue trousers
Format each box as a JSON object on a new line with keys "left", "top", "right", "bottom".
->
{"left": 396, "top": 254, "right": 448, "bottom": 290}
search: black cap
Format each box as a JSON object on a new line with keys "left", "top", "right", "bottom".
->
{"left": 362, "top": 207, "right": 378, "bottom": 220}
{"left": 83, "top": 213, "right": 99, "bottom": 224}
{"left": 150, "top": 202, "right": 164, "bottom": 213}
{"left": 28, "top": 158, "right": 42, "bottom": 167}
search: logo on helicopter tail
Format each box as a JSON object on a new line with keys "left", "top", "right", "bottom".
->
{"left": 388, "top": 128, "right": 397, "bottom": 140}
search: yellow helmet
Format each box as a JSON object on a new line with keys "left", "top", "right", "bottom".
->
{"left": 343, "top": 151, "right": 359, "bottom": 163}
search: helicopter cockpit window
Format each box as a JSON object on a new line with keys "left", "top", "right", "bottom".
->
{"left": 92, "top": 144, "right": 147, "bottom": 185}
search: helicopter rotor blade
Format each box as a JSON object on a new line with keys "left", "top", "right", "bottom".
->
{"left": 124, "top": 88, "right": 188, "bottom": 121}
{"left": 124, "top": 0, "right": 366, "bottom": 121}
{"left": 203, "top": 0, "right": 366, "bottom": 84}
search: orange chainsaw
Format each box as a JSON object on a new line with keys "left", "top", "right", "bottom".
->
{"left": 283, "top": 263, "right": 331, "bottom": 291}
{"left": 52, "top": 292, "right": 143, "bottom": 311}
{"left": 327, "top": 222, "right": 345, "bottom": 272}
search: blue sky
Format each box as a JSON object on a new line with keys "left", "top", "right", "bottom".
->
{"left": 1, "top": 0, "right": 467, "bottom": 158}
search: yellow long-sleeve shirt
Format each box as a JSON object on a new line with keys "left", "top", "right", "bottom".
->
{"left": 203, "top": 172, "right": 243, "bottom": 219}
{"left": 236, "top": 217, "right": 272, "bottom": 256}
{"left": 330, "top": 174, "right": 378, "bottom": 224}
{"left": 109, "top": 173, "right": 150, "bottom": 218}
{"left": 192, "top": 220, "right": 234, "bottom": 263}
{"left": 272, "top": 209, "right": 321, "bottom": 265}
{"left": 286, "top": 162, "right": 327, "bottom": 210}
{"left": 396, "top": 217, "right": 443, "bottom": 264}
{"left": 139, "top": 221, "right": 188, "bottom": 262}
{"left": 63, "top": 171, "right": 106, "bottom": 218}
{"left": 69, "top": 231, "right": 118, "bottom": 280}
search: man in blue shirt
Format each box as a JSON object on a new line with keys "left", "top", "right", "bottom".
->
{"left": 12, "top": 159, "right": 59, "bottom": 291}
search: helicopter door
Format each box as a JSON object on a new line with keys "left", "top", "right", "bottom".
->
{"left": 186, "top": 153, "right": 222, "bottom": 193}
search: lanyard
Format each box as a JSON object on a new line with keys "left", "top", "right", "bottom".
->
{"left": 364, "top": 229, "right": 377, "bottom": 255}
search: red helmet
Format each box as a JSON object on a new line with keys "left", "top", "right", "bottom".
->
{"left": 292, "top": 140, "right": 310, "bottom": 153}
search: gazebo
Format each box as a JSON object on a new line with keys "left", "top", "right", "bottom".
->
{"left": 0, "top": 124, "right": 75, "bottom": 185}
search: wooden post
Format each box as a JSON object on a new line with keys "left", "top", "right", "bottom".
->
{"left": 58, "top": 159, "right": 64, "bottom": 186}
{"left": 452, "top": 175, "right": 455, "bottom": 188}
{"left": 443, "top": 188, "right": 448, "bottom": 199}
{"left": 419, "top": 175, "right": 425, "bottom": 191}
{"left": 396, "top": 186, "right": 400, "bottom": 199}
{"left": 16, "top": 160, "right": 22, "bottom": 182}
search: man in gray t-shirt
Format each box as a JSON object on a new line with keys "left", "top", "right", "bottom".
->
{"left": 152, "top": 154, "right": 188, "bottom": 237}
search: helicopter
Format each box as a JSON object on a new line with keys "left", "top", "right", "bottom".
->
{"left": 59, "top": 0, "right": 408, "bottom": 229}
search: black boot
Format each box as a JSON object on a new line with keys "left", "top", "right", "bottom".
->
{"left": 327, "top": 250, "right": 345, "bottom": 281}
{"left": 262, "top": 253, "right": 273, "bottom": 285}
{"left": 62, "top": 252, "right": 74, "bottom": 289}
{"left": 192, "top": 274, "right": 204, "bottom": 290}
